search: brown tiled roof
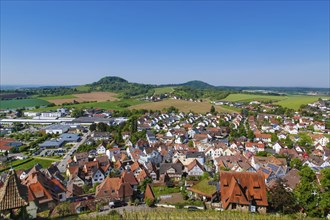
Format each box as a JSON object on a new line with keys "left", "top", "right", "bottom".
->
{"left": 282, "top": 168, "right": 300, "bottom": 190}
{"left": 220, "top": 171, "right": 268, "bottom": 209}
{"left": 0, "top": 170, "right": 28, "bottom": 211}
{"left": 186, "top": 159, "right": 204, "bottom": 172}
{"left": 144, "top": 184, "right": 155, "bottom": 201}
{"left": 121, "top": 171, "right": 138, "bottom": 186}
{"left": 95, "top": 176, "right": 133, "bottom": 199}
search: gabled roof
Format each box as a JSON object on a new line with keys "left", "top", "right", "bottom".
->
{"left": 0, "top": 170, "right": 28, "bottom": 211}
{"left": 144, "top": 184, "right": 155, "bottom": 201}
{"left": 121, "top": 171, "right": 138, "bottom": 186}
{"left": 220, "top": 171, "right": 268, "bottom": 209}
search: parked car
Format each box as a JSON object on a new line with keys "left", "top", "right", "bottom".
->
{"left": 109, "top": 200, "right": 127, "bottom": 208}
{"left": 187, "top": 206, "right": 199, "bottom": 211}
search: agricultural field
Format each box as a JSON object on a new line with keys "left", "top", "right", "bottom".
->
{"left": 43, "top": 92, "right": 119, "bottom": 105}
{"left": 222, "top": 94, "right": 329, "bottom": 110}
{"left": 154, "top": 87, "right": 175, "bottom": 95}
{"left": 129, "top": 99, "right": 238, "bottom": 113}
{"left": 33, "top": 99, "right": 145, "bottom": 112}
{"left": 0, "top": 98, "right": 51, "bottom": 109}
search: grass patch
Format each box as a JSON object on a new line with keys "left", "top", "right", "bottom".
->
{"left": 14, "top": 158, "right": 56, "bottom": 170}
{"left": 190, "top": 179, "right": 217, "bottom": 196}
{"left": 152, "top": 186, "right": 181, "bottom": 197}
{"left": 0, "top": 98, "right": 51, "bottom": 109}
{"left": 39, "top": 94, "right": 77, "bottom": 100}
{"left": 129, "top": 99, "right": 238, "bottom": 113}
{"left": 154, "top": 87, "right": 175, "bottom": 95}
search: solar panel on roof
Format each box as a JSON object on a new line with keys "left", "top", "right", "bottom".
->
{"left": 267, "top": 164, "right": 279, "bottom": 172}
{"left": 261, "top": 168, "right": 271, "bottom": 174}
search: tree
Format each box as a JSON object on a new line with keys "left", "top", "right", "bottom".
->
{"left": 319, "top": 168, "right": 330, "bottom": 216}
{"left": 57, "top": 202, "right": 71, "bottom": 217}
{"left": 89, "top": 123, "right": 97, "bottom": 131}
{"left": 290, "top": 158, "right": 303, "bottom": 170}
{"left": 139, "top": 178, "right": 152, "bottom": 192}
{"left": 145, "top": 198, "right": 155, "bottom": 207}
{"left": 247, "top": 129, "right": 255, "bottom": 140}
{"left": 271, "top": 133, "right": 278, "bottom": 143}
{"left": 294, "top": 166, "right": 321, "bottom": 217}
{"left": 71, "top": 109, "right": 84, "bottom": 118}
{"left": 268, "top": 179, "right": 296, "bottom": 214}
{"left": 210, "top": 105, "right": 216, "bottom": 115}
{"left": 188, "top": 140, "right": 194, "bottom": 148}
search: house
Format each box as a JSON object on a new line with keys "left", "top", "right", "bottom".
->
{"left": 255, "top": 133, "right": 271, "bottom": 143}
{"left": 106, "top": 147, "right": 121, "bottom": 161}
{"left": 220, "top": 171, "right": 268, "bottom": 213}
{"left": 96, "top": 144, "right": 107, "bottom": 155}
{"left": 95, "top": 177, "right": 133, "bottom": 202}
{"left": 245, "top": 142, "right": 265, "bottom": 153}
{"left": 186, "top": 151, "right": 205, "bottom": 165}
{"left": 272, "top": 143, "right": 282, "bottom": 154}
{"left": 144, "top": 184, "right": 155, "bottom": 204}
{"left": 121, "top": 170, "right": 138, "bottom": 191}
{"left": 73, "top": 152, "right": 89, "bottom": 163}
{"left": 185, "top": 159, "right": 204, "bottom": 177}
{"left": 91, "top": 169, "right": 105, "bottom": 185}
{"left": 0, "top": 170, "right": 28, "bottom": 215}
{"left": 159, "top": 163, "right": 183, "bottom": 182}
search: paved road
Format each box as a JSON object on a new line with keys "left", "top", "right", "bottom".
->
{"left": 57, "top": 132, "right": 89, "bottom": 172}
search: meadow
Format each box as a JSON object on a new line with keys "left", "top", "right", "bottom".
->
{"left": 129, "top": 99, "right": 238, "bottom": 113}
{"left": 0, "top": 98, "right": 51, "bottom": 109}
{"left": 222, "top": 94, "right": 329, "bottom": 110}
{"left": 0, "top": 157, "right": 58, "bottom": 172}
{"left": 154, "top": 87, "right": 175, "bottom": 95}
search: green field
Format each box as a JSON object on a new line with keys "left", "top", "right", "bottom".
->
{"left": 222, "top": 94, "right": 329, "bottom": 110}
{"left": 75, "top": 85, "right": 91, "bottom": 92}
{"left": 0, "top": 98, "right": 51, "bottom": 109}
{"left": 14, "top": 157, "right": 57, "bottom": 170}
{"left": 33, "top": 99, "right": 145, "bottom": 112}
{"left": 154, "top": 87, "right": 175, "bottom": 95}
{"left": 275, "top": 95, "right": 329, "bottom": 110}
{"left": 152, "top": 186, "right": 181, "bottom": 197}
{"left": 40, "top": 94, "right": 77, "bottom": 100}
{"left": 190, "top": 179, "right": 217, "bottom": 195}
{"left": 222, "top": 94, "right": 286, "bottom": 103}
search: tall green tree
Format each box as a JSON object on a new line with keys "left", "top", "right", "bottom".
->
{"left": 268, "top": 179, "right": 296, "bottom": 214}
{"left": 294, "top": 166, "right": 321, "bottom": 217}
{"left": 319, "top": 168, "right": 330, "bottom": 216}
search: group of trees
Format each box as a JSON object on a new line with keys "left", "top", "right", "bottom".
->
{"left": 268, "top": 167, "right": 330, "bottom": 217}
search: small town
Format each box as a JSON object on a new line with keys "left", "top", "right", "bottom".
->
{"left": 0, "top": 97, "right": 329, "bottom": 219}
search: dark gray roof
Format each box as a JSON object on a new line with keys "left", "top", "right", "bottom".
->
{"left": 72, "top": 117, "right": 113, "bottom": 124}
{"left": 186, "top": 151, "right": 205, "bottom": 159}
{"left": 159, "top": 163, "right": 183, "bottom": 175}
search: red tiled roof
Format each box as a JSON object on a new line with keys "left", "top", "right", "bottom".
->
{"left": 220, "top": 171, "right": 268, "bottom": 209}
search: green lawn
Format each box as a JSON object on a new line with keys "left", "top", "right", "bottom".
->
{"left": 190, "top": 179, "right": 217, "bottom": 196}
{"left": 0, "top": 98, "right": 51, "bottom": 109}
{"left": 33, "top": 99, "right": 146, "bottom": 112}
{"left": 154, "top": 87, "right": 175, "bottom": 95}
{"left": 39, "top": 94, "right": 77, "bottom": 100}
{"left": 152, "top": 186, "right": 181, "bottom": 197}
{"left": 14, "top": 158, "right": 56, "bottom": 170}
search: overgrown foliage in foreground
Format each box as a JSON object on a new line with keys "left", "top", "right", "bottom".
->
{"left": 72, "top": 210, "right": 306, "bottom": 220}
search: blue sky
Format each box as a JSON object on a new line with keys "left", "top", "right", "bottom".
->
{"left": 1, "top": 1, "right": 329, "bottom": 87}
